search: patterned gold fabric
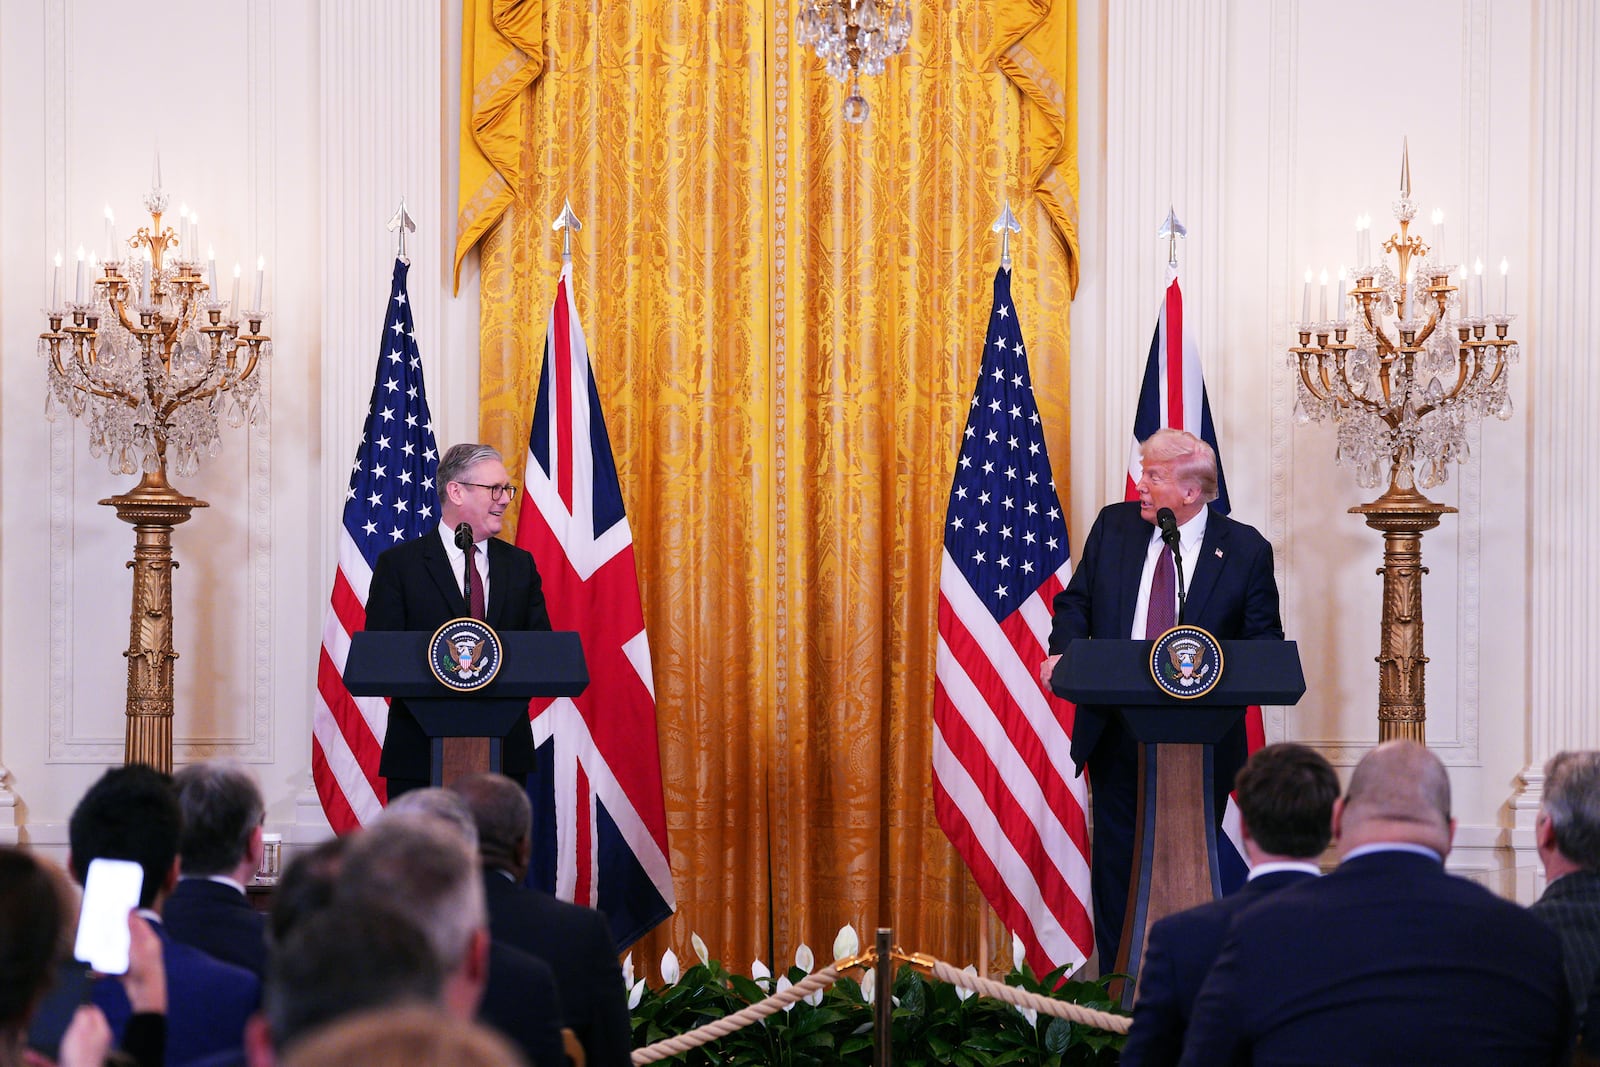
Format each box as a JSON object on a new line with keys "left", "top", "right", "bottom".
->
{"left": 465, "top": 0, "right": 1077, "bottom": 976}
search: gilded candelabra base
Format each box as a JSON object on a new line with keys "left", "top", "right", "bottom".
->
{"left": 1349, "top": 484, "right": 1454, "bottom": 745}
{"left": 100, "top": 469, "right": 207, "bottom": 774}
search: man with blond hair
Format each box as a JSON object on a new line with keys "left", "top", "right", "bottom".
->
{"left": 1040, "top": 427, "right": 1283, "bottom": 968}
{"left": 1180, "top": 740, "right": 1571, "bottom": 1065}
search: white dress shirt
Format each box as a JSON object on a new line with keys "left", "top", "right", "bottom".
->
{"left": 1129, "top": 506, "right": 1208, "bottom": 637}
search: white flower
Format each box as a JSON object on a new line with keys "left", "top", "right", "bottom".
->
{"left": 861, "top": 979, "right": 875, "bottom": 1005}
{"left": 661, "top": 948, "right": 681, "bottom": 986}
{"left": 627, "top": 978, "right": 645, "bottom": 1010}
{"left": 1012, "top": 932, "right": 1027, "bottom": 974}
{"left": 832, "top": 924, "right": 859, "bottom": 961}
{"left": 621, "top": 952, "right": 634, "bottom": 988}
{"left": 956, "top": 965, "right": 977, "bottom": 1001}
{"left": 805, "top": 983, "right": 823, "bottom": 1007}
{"left": 794, "top": 943, "right": 815, "bottom": 974}
{"left": 776, "top": 975, "right": 794, "bottom": 1012}
{"left": 752, "top": 959, "right": 772, "bottom": 984}
{"left": 691, "top": 932, "right": 709, "bottom": 967}
{"left": 1016, "top": 1005, "right": 1038, "bottom": 1027}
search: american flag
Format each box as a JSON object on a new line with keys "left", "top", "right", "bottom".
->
{"left": 516, "top": 262, "right": 674, "bottom": 949}
{"left": 313, "top": 259, "right": 441, "bottom": 832}
{"left": 1127, "top": 265, "right": 1258, "bottom": 891}
{"left": 933, "top": 266, "right": 1094, "bottom": 975}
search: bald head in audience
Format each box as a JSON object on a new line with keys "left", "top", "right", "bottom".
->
{"left": 1331, "top": 739, "right": 1454, "bottom": 858}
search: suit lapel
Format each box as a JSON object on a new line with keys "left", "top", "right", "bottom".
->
{"left": 1184, "top": 510, "right": 1228, "bottom": 626}
{"left": 420, "top": 532, "right": 470, "bottom": 617}
{"left": 484, "top": 539, "right": 507, "bottom": 627}
{"left": 1116, "top": 508, "right": 1152, "bottom": 636}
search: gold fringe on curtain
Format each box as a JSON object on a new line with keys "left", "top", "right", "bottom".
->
{"left": 461, "top": 0, "right": 1077, "bottom": 980}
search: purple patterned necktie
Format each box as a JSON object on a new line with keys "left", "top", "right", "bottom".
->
{"left": 466, "top": 541, "right": 486, "bottom": 620}
{"left": 1145, "top": 543, "right": 1176, "bottom": 637}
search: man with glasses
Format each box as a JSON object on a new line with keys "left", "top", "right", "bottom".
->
{"left": 366, "top": 443, "right": 552, "bottom": 799}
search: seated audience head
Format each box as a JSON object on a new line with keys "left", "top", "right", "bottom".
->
{"left": 449, "top": 774, "right": 532, "bottom": 877}
{"left": 279, "top": 1004, "right": 526, "bottom": 1067}
{"left": 68, "top": 763, "right": 181, "bottom": 908}
{"left": 382, "top": 787, "right": 479, "bottom": 852}
{"left": 253, "top": 900, "right": 444, "bottom": 1063}
{"left": 1537, "top": 750, "right": 1600, "bottom": 880}
{"left": 1333, "top": 739, "right": 1454, "bottom": 859}
{"left": 334, "top": 815, "right": 488, "bottom": 1020}
{"left": 269, "top": 836, "right": 348, "bottom": 946}
{"left": 1137, "top": 428, "right": 1218, "bottom": 525}
{"left": 0, "top": 847, "right": 65, "bottom": 1033}
{"left": 173, "top": 759, "right": 266, "bottom": 880}
{"left": 1233, "top": 742, "right": 1340, "bottom": 862}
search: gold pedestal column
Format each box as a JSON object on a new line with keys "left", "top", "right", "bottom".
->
{"left": 100, "top": 469, "right": 206, "bottom": 773}
{"left": 1349, "top": 485, "right": 1454, "bottom": 744}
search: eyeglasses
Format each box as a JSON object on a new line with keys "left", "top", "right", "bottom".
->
{"left": 457, "top": 481, "right": 518, "bottom": 501}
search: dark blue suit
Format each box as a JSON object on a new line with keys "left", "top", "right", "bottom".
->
{"left": 1048, "top": 501, "right": 1282, "bottom": 967}
{"left": 483, "top": 868, "right": 633, "bottom": 1067}
{"left": 1180, "top": 850, "right": 1572, "bottom": 1066}
{"left": 94, "top": 918, "right": 259, "bottom": 1067}
{"left": 480, "top": 939, "right": 568, "bottom": 1067}
{"left": 1120, "top": 869, "right": 1314, "bottom": 1066}
{"left": 162, "top": 878, "right": 268, "bottom": 978}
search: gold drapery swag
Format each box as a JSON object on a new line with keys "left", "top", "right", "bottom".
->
{"left": 458, "top": 0, "right": 1077, "bottom": 978}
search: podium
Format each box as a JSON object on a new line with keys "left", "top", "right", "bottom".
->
{"left": 345, "top": 630, "right": 589, "bottom": 787}
{"left": 1052, "top": 638, "right": 1304, "bottom": 1001}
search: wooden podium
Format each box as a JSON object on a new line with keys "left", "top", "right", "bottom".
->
{"left": 345, "top": 630, "right": 588, "bottom": 787}
{"left": 1052, "top": 638, "right": 1304, "bottom": 1002}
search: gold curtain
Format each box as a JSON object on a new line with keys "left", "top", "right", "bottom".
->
{"left": 462, "top": 0, "right": 1077, "bottom": 977}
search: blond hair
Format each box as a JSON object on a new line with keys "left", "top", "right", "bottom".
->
{"left": 1140, "top": 428, "right": 1219, "bottom": 502}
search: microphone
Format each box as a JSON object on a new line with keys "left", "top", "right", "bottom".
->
{"left": 454, "top": 522, "right": 475, "bottom": 603}
{"left": 454, "top": 522, "right": 473, "bottom": 551}
{"left": 1156, "top": 507, "right": 1181, "bottom": 550}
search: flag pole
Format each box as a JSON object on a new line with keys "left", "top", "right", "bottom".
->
{"left": 386, "top": 197, "right": 416, "bottom": 264}
{"left": 553, "top": 198, "right": 581, "bottom": 263}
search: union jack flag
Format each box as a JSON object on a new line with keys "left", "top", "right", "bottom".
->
{"left": 933, "top": 266, "right": 1094, "bottom": 976}
{"left": 1128, "top": 264, "right": 1258, "bottom": 892}
{"left": 313, "top": 259, "right": 441, "bottom": 831}
{"left": 516, "top": 263, "right": 674, "bottom": 948}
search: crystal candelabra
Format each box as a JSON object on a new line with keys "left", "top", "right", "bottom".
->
{"left": 795, "top": 0, "right": 912, "bottom": 124}
{"left": 1288, "top": 143, "right": 1518, "bottom": 744}
{"left": 38, "top": 176, "right": 270, "bottom": 772}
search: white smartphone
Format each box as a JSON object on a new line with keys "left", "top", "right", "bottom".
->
{"left": 73, "top": 857, "right": 144, "bottom": 975}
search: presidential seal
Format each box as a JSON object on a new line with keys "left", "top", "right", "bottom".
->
{"left": 428, "top": 617, "right": 503, "bottom": 692}
{"left": 1149, "top": 625, "right": 1224, "bottom": 700}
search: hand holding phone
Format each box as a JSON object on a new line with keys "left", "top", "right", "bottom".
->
{"left": 73, "top": 858, "right": 144, "bottom": 975}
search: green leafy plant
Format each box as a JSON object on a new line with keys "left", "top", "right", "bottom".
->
{"left": 625, "top": 934, "right": 1126, "bottom": 1066}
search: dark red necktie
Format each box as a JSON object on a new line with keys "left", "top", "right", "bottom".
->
{"left": 1145, "top": 543, "right": 1176, "bottom": 637}
{"left": 465, "top": 541, "right": 486, "bottom": 620}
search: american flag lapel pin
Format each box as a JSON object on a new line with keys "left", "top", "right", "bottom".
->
{"left": 1214, "top": 547, "right": 1224, "bottom": 559}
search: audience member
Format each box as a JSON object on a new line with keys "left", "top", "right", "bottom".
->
{"left": 338, "top": 810, "right": 566, "bottom": 1067}
{"left": 67, "top": 764, "right": 259, "bottom": 1066}
{"left": 452, "top": 772, "right": 632, "bottom": 1067}
{"left": 266, "top": 838, "right": 346, "bottom": 947}
{"left": 1532, "top": 750, "right": 1600, "bottom": 1019}
{"left": 168, "top": 760, "right": 269, "bottom": 977}
{"left": 1180, "top": 740, "right": 1570, "bottom": 1065}
{"left": 279, "top": 1005, "right": 527, "bottom": 1067}
{"left": 245, "top": 901, "right": 443, "bottom": 1066}
{"left": 1121, "top": 743, "right": 1338, "bottom": 1066}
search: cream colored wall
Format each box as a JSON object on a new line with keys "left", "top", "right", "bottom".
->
{"left": 1, "top": 0, "right": 1594, "bottom": 901}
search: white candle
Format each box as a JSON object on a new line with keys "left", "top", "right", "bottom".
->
{"left": 152, "top": 148, "right": 162, "bottom": 192}
{"left": 1336, "top": 267, "right": 1347, "bottom": 323}
{"left": 1318, "top": 269, "right": 1329, "bottom": 321}
{"left": 254, "top": 256, "right": 265, "bottom": 310}
{"left": 1473, "top": 257, "right": 1485, "bottom": 318}
{"left": 1499, "top": 257, "right": 1509, "bottom": 315}
{"left": 51, "top": 250, "right": 62, "bottom": 308}
{"left": 1301, "top": 268, "right": 1312, "bottom": 323}
{"left": 1459, "top": 264, "right": 1470, "bottom": 317}
{"left": 207, "top": 247, "right": 218, "bottom": 297}
{"left": 74, "top": 246, "right": 85, "bottom": 303}
{"left": 231, "top": 262, "right": 241, "bottom": 312}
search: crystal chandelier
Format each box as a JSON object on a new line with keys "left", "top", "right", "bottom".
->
{"left": 795, "top": 0, "right": 912, "bottom": 124}
{"left": 39, "top": 179, "right": 270, "bottom": 479}
{"left": 1288, "top": 145, "right": 1517, "bottom": 494}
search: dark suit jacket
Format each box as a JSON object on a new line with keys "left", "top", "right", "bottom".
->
{"left": 366, "top": 527, "right": 552, "bottom": 779}
{"left": 484, "top": 868, "right": 632, "bottom": 1067}
{"left": 1048, "top": 501, "right": 1283, "bottom": 774}
{"left": 162, "top": 878, "right": 268, "bottom": 978}
{"left": 1532, "top": 868, "right": 1600, "bottom": 1018}
{"left": 480, "top": 939, "right": 568, "bottom": 1067}
{"left": 1121, "top": 869, "right": 1315, "bottom": 1067}
{"left": 1180, "top": 850, "right": 1572, "bottom": 1066}
{"left": 93, "top": 918, "right": 260, "bottom": 1067}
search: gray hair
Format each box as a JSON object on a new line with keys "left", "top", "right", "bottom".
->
{"left": 382, "top": 788, "right": 480, "bottom": 853}
{"left": 437, "top": 444, "right": 503, "bottom": 490}
{"left": 336, "top": 815, "right": 485, "bottom": 972}
{"left": 1543, "top": 751, "right": 1600, "bottom": 869}
{"left": 173, "top": 759, "right": 265, "bottom": 876}
{"left": 1141, "top": 428, "right": 1219, "bottom": 502}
